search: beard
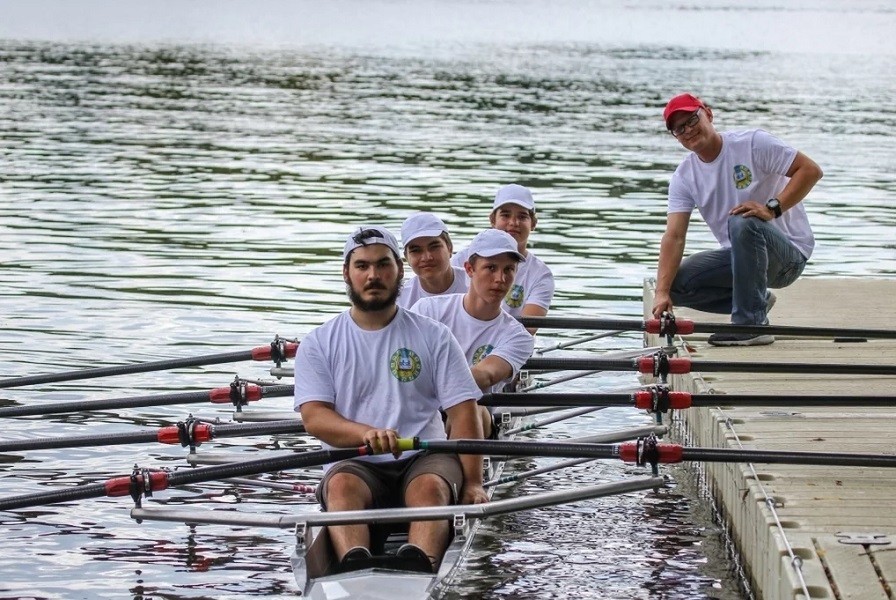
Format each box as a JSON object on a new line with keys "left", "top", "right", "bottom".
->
{"left": 346, "top": 275, "right": 403, "bottom": 312}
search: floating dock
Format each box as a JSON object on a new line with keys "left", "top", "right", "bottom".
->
{"left": 643, "top": 277, "right": 896, "bottom": 600}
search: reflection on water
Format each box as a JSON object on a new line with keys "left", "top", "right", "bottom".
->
{"left": 1, "top": 3, "right": 895, "bottom": 596}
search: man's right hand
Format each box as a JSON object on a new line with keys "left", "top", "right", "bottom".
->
{"left": 652, "top": 291, "right": 674, "bottom": 318}
{"left": 362, "top": 428, "right": 401, "bottom": 458}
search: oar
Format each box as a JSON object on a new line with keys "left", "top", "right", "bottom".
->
{"left": 520, "top": 316, "right": 896, "bottom": 340}
{"left": 0, "top": 419, "right": 305, "bottom": 453}
{"left": 0, "top": 338, "right": 298, "bottom": 389}
{"left": 535, "top": 331, "right": 625, "bottom": 355}
{"left": 503, "top": 406, "right": 606, "bottom": 436}
{"left": 518, "top": 346, "right": 663, "bottom": 392}
{"left": 522, "top": 356, "right": 896, "bottom": 377}
{"left": 480, "top": 390, "right": 896, "bottom": 409}
{"left": 399, "top": 438, "right": 896, "bottom": 469}
{"left": 485, "top": 425, "right": 669, "bottom": 487}
{"left": 0, "top": 381, "right": 294, "bottom": 418}
{"left": 0, "top": 443, "right": 375, "bottom": 512}
{"left": 223, "top": 477, "right": 317, "bottom": 494}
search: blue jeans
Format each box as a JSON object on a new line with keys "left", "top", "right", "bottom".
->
{"left": 670, "top": 215, "right": 807, "bottom": 325}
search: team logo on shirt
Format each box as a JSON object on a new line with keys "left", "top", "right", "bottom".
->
{"left": 504, "top": 284, "right": 525, "bottom": 308}
{"left": 472, "top": 344, "right": 494, "bottom": 365}
{"left": 733, "top": 165, "right": 752, "bottom": 189}
{"left": 390, "top": 347, "right": 422, "bottom": 382}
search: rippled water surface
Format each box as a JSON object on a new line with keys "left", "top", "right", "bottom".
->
{"left": 1, "top": 1, "right": 895, "bottom": 598}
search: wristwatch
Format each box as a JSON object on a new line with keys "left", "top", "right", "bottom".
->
{"left": 765, "top": 198, "right": 782, "bottom": 218}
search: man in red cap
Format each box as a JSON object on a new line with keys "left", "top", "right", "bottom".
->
{"left": 652, "top": 93, "right": 823, "bottom": 346}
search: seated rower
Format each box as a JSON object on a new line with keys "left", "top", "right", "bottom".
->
{"left": 451, "top": 183, "right": 554, "bottom": 334}
{"left": 397, "top": 212, "right": 468, "bottom": 309}
{"left": 294, "top": 225, "right": 487, "bottom": 574}
{"left": 412, "top": 229, "right": 535, "bottom": 439}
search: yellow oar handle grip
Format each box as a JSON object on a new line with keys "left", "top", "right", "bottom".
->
{"left": 396, "top": 438, "right": 419, "bottom": 452}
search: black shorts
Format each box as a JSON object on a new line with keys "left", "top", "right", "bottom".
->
{"left": 316, "top": 451, "right": 463, "bottom": 509}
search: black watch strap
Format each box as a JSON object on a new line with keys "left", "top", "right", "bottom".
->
{"left": 766, "top": 198, "right": 782, "bottom": 218}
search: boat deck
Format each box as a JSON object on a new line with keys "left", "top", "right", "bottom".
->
{"left": 643, "top": 277, "right": 896, "bottom": 600}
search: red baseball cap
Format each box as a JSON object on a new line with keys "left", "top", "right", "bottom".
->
{"left": 663, "top": 93, "right": 706, "bottom": 128}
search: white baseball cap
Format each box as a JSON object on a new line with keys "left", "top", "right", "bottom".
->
{"left": 467, "top": 229, "right": 526, "bottom": 262}
{"left": 401, "top": 213, "right": 450, "bottom": 248}
{"left": 342, "top": 225, "right": 401, "bottom": 261}
{"left": 492, "top": 183, "right": 535, "bottom": 212}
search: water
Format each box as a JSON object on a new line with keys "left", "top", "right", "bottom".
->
{"left": 1, "top": 1, "right": 895, "bottom": 598}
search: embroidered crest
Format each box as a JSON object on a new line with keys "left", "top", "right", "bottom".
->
{"left": 733, "top": 164, "right": 753, "bottom": 190}
{"left": 389, "top": 348, "right": 421, "bottom": 382}
{"left": 472, "top": 344, "right": 494, "bottom": 365}
{"left": 504, "top": 284, "right": 525, "bottom": 308}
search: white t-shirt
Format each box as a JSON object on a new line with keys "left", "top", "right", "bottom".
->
{"left": 396, "top": 266, "right": 468, "bottom": 309}
{"left": 294, "top": 308, "right": 481, "bottom": 469}
{"left": 410, "top": 294, "right": 535, "bottom": 394}
{"left": 450, "top": 247, "right": 555, "bottom": 317}
{"left": 668, "top": 129, "right": 814, "bottom": 259}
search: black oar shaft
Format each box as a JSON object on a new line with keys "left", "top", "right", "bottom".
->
{"left": 0, "top": 384, "right": 294, "bottom": 418}
{"left": 523, "top": 357, "right": 896, "bottom": 377}
{"left": 481, "top": 392, "right": 896, "bottom": 408}
{"left": 480, "top": 393, "right": 634, "bottom": 407}
{"left": 691, "top": 394, "right": 896, "bottom": 407}
{"left": 0, "top": 341, "right": 298, "bottom": 389}
{"left": 413, "top": 439, "right": 896, "bottom": 469}
{"left": 681, "top": 447, "right": 896, "bottom": 468}
{"left": 0, "top": 445, "right": 365, "bottom": 511}
{"left": 519, "top": 315, "right": 896, "bottom": 339}
{"left": 0, "top": 350, "right": 254, "bottom": 389}
{"left": 0, "top": 420, "right": 304, "bottom": 453}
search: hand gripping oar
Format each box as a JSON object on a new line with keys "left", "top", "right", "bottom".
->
{"left": 397, "top": 438, "right": 896, "bottom": 470}
{"left": 0, "top": 418, "right": 305, "bottom": 453}
{"left": 0, "top": 380, "right": 294, "bottom": 418}
{"left": 0, "top": 443, "right": 378, "bottom": 512}
{"left": 522, "top": 355, "right": 896, "bottom": 377}
{"left": 519, "top": 315, "right": 896, "bottom": 340}
{"left": 0, "top": 337, "right": 298, "bottom": 389}
{"left": 479, "top": 390, "right": 896, "bottom": 410}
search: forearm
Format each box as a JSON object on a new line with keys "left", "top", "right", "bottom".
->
{"left": 448, "top": 406, "right": 484, "bottom": 486}
{"left": 778, "top": 153, "right": 823, "bottom": 211}
{"left": 470, "top": 356, "right": 513, "bottom": 391}
{"left": 655, "top": 234, "right": 686, "bottom": 294}
{"left": 300, "top": 403, "right": 376, "bottom": 447}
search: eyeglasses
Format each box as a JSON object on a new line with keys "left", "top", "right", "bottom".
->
{"left": 669, "top": 108, "right": 701, "bottom": 137}
{"left": 352, "top": 228, "right": 382, "bottom": 245}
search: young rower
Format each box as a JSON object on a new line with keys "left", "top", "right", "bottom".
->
{"left": 412, "top": 228, "right": 535, "bottom": 439}
{"left": 451, "top": 183, "right": 554, "bottom": 333}
{"left": 294, "top": 225, "right": 487, "bottom": 574}
{"left": 397, "top": 212, "right": 467, "bottom": 309}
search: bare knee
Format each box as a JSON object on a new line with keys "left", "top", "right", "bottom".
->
{"left": 405, "top": 473, "right": 451, "bottom": 508}
{"left": 325, "top": 473, "right": 372, "bottom": 510}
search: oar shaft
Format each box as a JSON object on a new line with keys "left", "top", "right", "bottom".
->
{"left": 0, "top": 342, "right": 298, "bottom": 389}
{"left": 482, "top": 391, "right": 896, "bottom": 409}
{"left": 401, "top": 438, "right": 896, "bottom": 469}
{"left": 0, "top": 419, "right": 304, "bottom": 453}
{"left": 681, "top": 447, "right": 896, "bottom": 468}
{"left": 519, "top": 316, "right": 896, "bottom": 340}
{"left": 0, "top": 445, "right": 367, "bottom": 511}
{"left": 0, "top": 384, "right": 294, "bottom": 418}
{"left": 480, "top": 392, "right": 633, "bottom": 407}
{"left": 0, "top": 483, "right": 110, "bottom": 511}
{"left": 0, "top": 350, "right": 253, "bottom": 389}
{"left": 523, "top": 356, "right": 896, "bottom": 377}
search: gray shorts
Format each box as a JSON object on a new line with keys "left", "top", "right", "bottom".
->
{"left": 316, "top": 451, "right": 463, "bottom": 509}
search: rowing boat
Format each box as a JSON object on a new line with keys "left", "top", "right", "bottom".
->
{"left": 289, "top": 435, "right": 512, "bottom": 599}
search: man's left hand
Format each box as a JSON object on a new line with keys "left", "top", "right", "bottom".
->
{"left": 460, "top": 483, "right": 489, "bottom": 505}
{"left": 730, "top": 200, "right": 774, "bottom": 221}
